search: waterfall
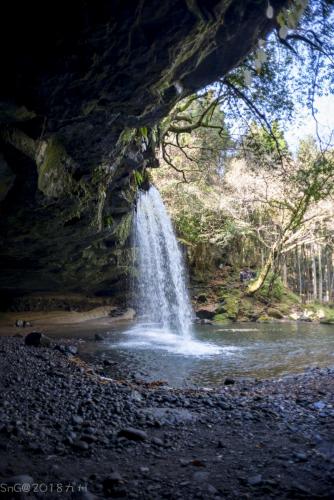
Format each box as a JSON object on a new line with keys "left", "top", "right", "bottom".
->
{"left": 132, "top": 185, "right": 193, "bottom": 338}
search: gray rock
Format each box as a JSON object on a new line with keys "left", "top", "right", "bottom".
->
{"left": 66, "top": 345, "right": 78, "bottom": 355}
{"left": 72, "top": 415, "right": 84, "bottom": 425}
{"left": 94, "top": 333, "right": 105, "bottom": 341}
{"left": 73, "top": 440, "right": 90, "bottom": 451}
{"left": 103, "top": 359, "right": 114, "bottom": 366}
{"left": 152, "top": 437, "right": 164, "bottom": 446}
{"left": 224, "top": 377, "right": 235, "bottom": 385}
{"left": 248, "top": 474, "right": 262, "bottom": 486}
{"left": 103, "top": 473, "right": 125, "bottom": 497}
{"left": 294, "top": 452, "right": 307, "bottom": 462}
{"left": 24, "top": 331, "right": 51, "bottom": 347}
{"left": 313, "top": 400, "right": 326, "bottom": 410}
{"left": 118, "top": 427, "right": 148, "bottom": 441}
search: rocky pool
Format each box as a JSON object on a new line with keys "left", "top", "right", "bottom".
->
{"left": 61, "top": 321, "right": 334, "bottom": 388}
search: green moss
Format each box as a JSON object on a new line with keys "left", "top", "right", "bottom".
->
{"left": 257, "top": 315, "right": 271, "bottom": 322}
{"left": 213, "top": 313, "right": 231, "bottom": 323}
{"left": 112, "top": 213, "right": 133, "bottom": 246}
{"left": 282, "top": 289, "right": 300, "bottom": 305}
{"left": 238, "top": 296, "right": 255, "bottom": 318}
{"left": 218, "top": 288, "right": 241, "bottom": 320}
{"left": 267, "top": 308, "right": 284, "bottom": 319}
{"left": 117, "top": 128, "right": 136, "bottom": 148}
{"left": 37, "top": 138, "right": 73, "bottom": 198}
{"left": 133, "top": 170, "right": 144, "bottom": 187}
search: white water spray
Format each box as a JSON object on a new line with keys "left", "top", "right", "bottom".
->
{"left": 132, "top": 186, "right": 193, "bottom": 338}
{"left": 114, "top": 185, "right": 221, "bottom": 355}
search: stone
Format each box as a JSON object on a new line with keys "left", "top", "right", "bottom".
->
{"left": 248, "top": 474, "right": 263, "bottom": 486}
{"left": 224, "top": 378, "right": 235, "bottom": 385}
{"left": 313, "top": 401, "right": 326, "bottom": 410}
{"left": 199, "top": 319, "right": 213, "bottom": 325}
{"left": 94, "top": 334, "right": 105, "bottom": 342}
{"left": 24, "top": 332, "right": 51, "bottom": 347}
{"left": 103, "top": 359, "right": 114, "bottom": 366}
{"left": 152, "top": 437, "right": 164, "bottom": 446}
{"left": 66, "top": 345, "right": 78, "bottom": 355}
{"left": 72, "top": 415, "right": 84, "bottom": 425}
{"left": 118, "top": 427, "right": 148, "bottom": 441}
{"left": 103, "top": 473, "right": 125, "bottom": 497}
{"left": 73, "top": 440, "right": 90, "bottom": 451}
{"left": 294, "top": 452, "right": 307, "bottom": 462}
{"left": 267, "top": 308, "right": 284, "bottom": 319}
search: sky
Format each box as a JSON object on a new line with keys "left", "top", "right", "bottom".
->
{"left": 284, "top": 94, "right": 334, "bottom": 153}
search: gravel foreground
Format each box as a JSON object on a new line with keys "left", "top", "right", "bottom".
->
{"left": 0, "top": 336, "right": 333, "bottom": 499}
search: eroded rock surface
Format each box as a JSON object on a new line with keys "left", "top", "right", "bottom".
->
{"left": 0, "top": 1, "right": 287, "bottom": 301}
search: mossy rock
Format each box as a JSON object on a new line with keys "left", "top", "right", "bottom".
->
{"left": 257, "top": 315, "right": 271, "bottom": 323}
{"left": 218, "top": 290, "right": 240, "bottom": 320}
{"left": 276, "top": 303, "right": 292, "bottom": 315}
{"left": 267, "top": 308, "right": 284, "bottom": 319}
{"left": 112, "top": 212, "right": 133, "bottom": 245}
{"left": 213, "top": 313, "right": 231, "bottom": 324}
{"left": 36, "top": 138, "right": 74, "bottom": 198}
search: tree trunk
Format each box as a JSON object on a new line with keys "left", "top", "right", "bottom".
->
{"left": 318, "top": 245, "right": 323, "bottom": 303}
{"left": 247, "top": 249, "right": 274, "bottom": 294}
{"left": 297, "top": 246, "right": 303, "bottom": 298}
{"left": 312, "top": 245, "right": 317, "bottom": 301}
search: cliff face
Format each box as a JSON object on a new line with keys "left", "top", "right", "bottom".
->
{"left": 0, "top": 0, "right": 287, "bottom": 302}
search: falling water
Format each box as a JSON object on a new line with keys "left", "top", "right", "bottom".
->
{"left": 132, "top": 185, "right": 193, "bottom": 338}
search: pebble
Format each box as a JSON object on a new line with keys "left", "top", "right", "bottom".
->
{"left": 94, "top": 334, "right": 105, "bottom": 341}
{"left": 0, "top": 337, "right": 333, "bottom": 500}
{"left": 224, "top": 378, "right": 235, "bottom": 385}
{"left": 313, "top": 401, "right": 326, "bottom": 410}
{"left": 73, "top": 440, "right": 90, "bottom": 451}
{"left": 248, "top": 474, "right": 263, "bottom": 486}
{"left": 118, "top": 427, "right": 148, "bottom": 441}
{"left": 72, "top": 415, "right": 84, "bottom": 425}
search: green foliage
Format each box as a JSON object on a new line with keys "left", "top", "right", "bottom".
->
{"left": 243, "top": 121, "right": 289, "bottom": 165}
{"left": 256, "top": 273, "right": 285, "bottom": 301}
{"left": 133, "top": 170, "right": 144, "bottom": 187}
{"left": 103, "top": 215, "right": 114, "bottom": 229}
{"left": 213, "top": 313, "right": 230, "bottom": 323}
{"left": 138, "top": 127, "right": 148, "bottom": 139}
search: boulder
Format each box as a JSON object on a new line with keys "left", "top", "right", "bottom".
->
{"left": 24, "top": 331, "right": 51, "bottom": 347}
{"left": 267, "top": 308, "right": 284, "bottom": 319}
